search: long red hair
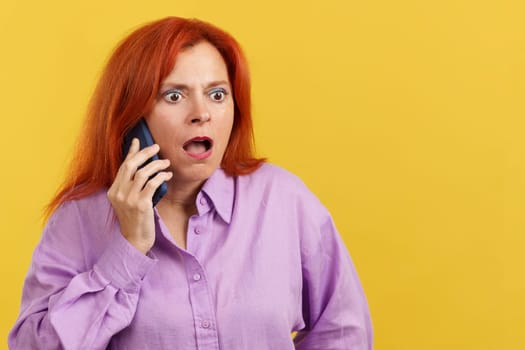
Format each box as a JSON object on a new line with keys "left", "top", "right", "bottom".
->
{"left": 45, "top": 17, "right": 264, "bottom": 218}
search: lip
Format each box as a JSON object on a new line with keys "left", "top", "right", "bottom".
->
{"left": 182, "top": 136, "right": 214, "bottom": 160}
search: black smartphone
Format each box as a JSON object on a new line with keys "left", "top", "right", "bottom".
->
{"left": 122, "top": 118, "right": 168, "bottom": 207}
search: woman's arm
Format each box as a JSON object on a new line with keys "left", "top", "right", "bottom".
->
{"left": 9, "top": 139, "right": 171, "bottom": 349}
{"left": 294, "top": 215, "right": 373, "bottom": 350}
{"left": 8, "top": 200, "right": 157, "bottom": 350}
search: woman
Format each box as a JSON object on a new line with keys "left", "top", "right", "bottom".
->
{"left": 9, "top": 17, "right": 373, "bottom": 349}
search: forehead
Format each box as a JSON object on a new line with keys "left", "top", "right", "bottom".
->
{"left": 163, "top": 41, "right": 230, "bottom": 84}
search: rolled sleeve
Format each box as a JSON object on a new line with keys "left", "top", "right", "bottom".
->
{"left": 94, "top": 230, "right": 157, "bottom": 293}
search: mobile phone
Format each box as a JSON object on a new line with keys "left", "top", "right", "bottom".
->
{"left": 122, "top": 118, "right": 168, "bottom": 207}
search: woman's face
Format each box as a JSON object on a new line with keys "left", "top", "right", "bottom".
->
{"left": 145, "top": 41, "right": 234, "bottom": 187}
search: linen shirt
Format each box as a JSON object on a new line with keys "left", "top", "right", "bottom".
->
{"left": 9, "top": 163, "right": 373, "bottom": 349}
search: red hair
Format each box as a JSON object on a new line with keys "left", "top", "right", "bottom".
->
{"left": 45, "top": 17, "right": 264, "bottom": 218}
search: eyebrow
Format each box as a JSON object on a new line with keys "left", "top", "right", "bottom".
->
{"left": 160, "top": 80, "right": 230, "bottom": 91}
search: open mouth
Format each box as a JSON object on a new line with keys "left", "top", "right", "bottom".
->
{"left": 182, "top": 136, "right": 213, "bottom": 156}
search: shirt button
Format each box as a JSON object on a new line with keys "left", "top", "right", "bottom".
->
{"left": 194, "top": 226, "right": 202, "bottom": 235}
{"left": 201, "top": 320, "right": 210, "bottom": 329}
{"left": 199, "top": 197, "right": 207, "bottom": 206}
{"left": 193, "top": 273, "right": 201, "bottom": 281}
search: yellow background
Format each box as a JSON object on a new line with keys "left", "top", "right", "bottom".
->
{"left": 1, "top": 0, "right": 523, "bottom": 349}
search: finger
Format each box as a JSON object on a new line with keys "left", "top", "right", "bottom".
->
{"left": 125, "top": 144, "right": 160, "bottom": 172}
{"left": 113, "top": 140, "right": 155, "bottom": 197}
{"left": 141, "top": 171, "right": 173, "bottom": 200}
{"left": 115, "top": 138, "right": 140, "bottom": 186}
{"left": 130, "top": 159, "right": 171, "bottom": 194}
{"left": 119, "top": 143, "right": 160, "bottom": 182}
{"left": 124, "top": 138, "right": 141, "bottom": 161}
{"left": 109, "top": 139, "right": 137, "bottom": 198}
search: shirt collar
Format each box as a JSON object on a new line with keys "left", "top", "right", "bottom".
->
{"left": 200, "top": 168, "right": 234, "bottom": 224}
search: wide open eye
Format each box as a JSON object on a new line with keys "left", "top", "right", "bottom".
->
{"left": 163, "top": 90, "right": 183, "bottom": 103}
{"left": 209, "top": 89, "right": 227, "bottom": 102}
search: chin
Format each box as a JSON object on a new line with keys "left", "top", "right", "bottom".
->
{"left": 175, "top": 163, "right": 218, "bottom": 184}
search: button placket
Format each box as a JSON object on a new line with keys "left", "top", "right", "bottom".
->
{"left": 184, "top": 255, "right": 219, "bottom": 347}
{"left": 186, "top": 214, "right": 206, "bottom": 253}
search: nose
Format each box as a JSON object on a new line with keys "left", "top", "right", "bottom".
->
{"left": 188, "top": 97, "right": 211, "bottom": 124}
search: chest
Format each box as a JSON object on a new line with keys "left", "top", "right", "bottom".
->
{"left": 156, "top": 206, "right": 193, "bottom": 250}
{"left": 110, "top": 204, "right": 305, "bottom": 348}
{"left": 161, "top": 217, "right": 188, "bottom": 250}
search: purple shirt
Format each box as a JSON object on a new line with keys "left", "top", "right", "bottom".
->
{"left": 9, "top": 163, "right": 373, "bottom": 349}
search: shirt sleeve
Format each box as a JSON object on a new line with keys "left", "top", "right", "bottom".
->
{"left": 8, "top": 200, "right": 157, "bottom": 350}
{"left": 294, "top": 214, "right": 373, "bottom": 350}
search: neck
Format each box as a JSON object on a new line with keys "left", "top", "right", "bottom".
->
{"left": 157, "top": 179, "right": 204, "bottom": 215}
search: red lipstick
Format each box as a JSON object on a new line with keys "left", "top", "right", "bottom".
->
{"left": 182, "top": 136, "right": 213, "bottom": 160}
